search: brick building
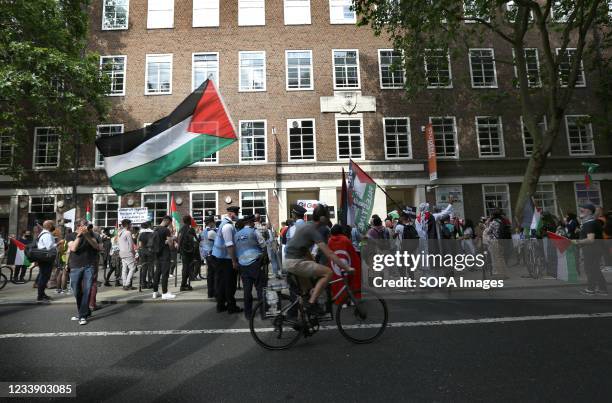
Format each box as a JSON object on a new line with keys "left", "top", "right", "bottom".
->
{"left": 1, "top": 0, "right": 610, "bottom": 235}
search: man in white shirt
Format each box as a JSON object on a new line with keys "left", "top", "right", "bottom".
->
{"left": 37, "top": 220, "right": 57, "bottom": 302}
{"left": 118, "top": 219, "right": 136, "bottom": 290}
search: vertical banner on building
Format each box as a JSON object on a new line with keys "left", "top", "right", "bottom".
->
{"left": 347, "top": 160, "right": 376, "bottom": 232}
{"left": 425, "top": 123, "right": 438, "bottom": 181}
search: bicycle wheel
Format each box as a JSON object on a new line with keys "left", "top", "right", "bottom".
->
{"left": 336, "top": 291, "right": 388, "bottom": 344}
{"left": 0, "top": 273, "right": 7, "bottom": 290}
{"left": 250, "top": 297, "right": 302, "bottom": 350}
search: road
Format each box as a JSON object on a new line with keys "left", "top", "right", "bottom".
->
{"left": 1, "top": 300, "right": 611, "bottom": 402}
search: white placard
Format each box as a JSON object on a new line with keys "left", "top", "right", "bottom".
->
{"left": 118, "top": 207, "right": 149, "bottom": 224}
{"left": 63, "top": 208, "right": 76, "bottom": 231}
{"left": 297, "top": 200, "right": 321, "bottom": 213}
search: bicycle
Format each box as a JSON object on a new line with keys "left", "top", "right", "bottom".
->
{"left": 249, "top": 271, "right": 388, "bottom": 350}
{"left": 0, "top": 265, "right": 9, "bottom": 290}
{"left": 524, "top": 238, "right": 545, "bottom": 279}
{"left": 481, "top": 244, "right": 493, "bottom": 280}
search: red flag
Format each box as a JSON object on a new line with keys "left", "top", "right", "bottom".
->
{"left": 547, "top": 231, "right": 572, "bottom": 254}
{"left": 191, "top": 216, "right": 198, "bottom": 228}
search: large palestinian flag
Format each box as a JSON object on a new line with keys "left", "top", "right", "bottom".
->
{"left": 96, "top": 80, "right": 237, "bottom": 195}
{"left": 347, "top": 159, "right": 377, "bottom": 232}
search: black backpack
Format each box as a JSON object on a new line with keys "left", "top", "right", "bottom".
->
{"left": 178, "top": 227, "right": 195, "bottom": 254}
{"left": 499, "top": 220, "right": 512, "bottom": 240}
{"left": 151, "top": 229, "right": 162, "bottom": 254}
{"left": 138, "top": 231, "right": 154, "bottom": 258}
{"left": 402, "top": 224, "right": 419, "bottom": 240}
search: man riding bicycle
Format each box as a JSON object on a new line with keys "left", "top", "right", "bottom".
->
{"left": 283, "top": 204, "right": 354, "bottom": 314}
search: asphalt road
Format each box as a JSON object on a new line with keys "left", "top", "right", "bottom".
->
{"left": 1, "top": 300, "right": 612, "bottom": 402}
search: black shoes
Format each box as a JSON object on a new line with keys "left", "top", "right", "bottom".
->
{"left": 303, "top": 301, "right": 325, "bottom": 316}
{"left": 227, "top": 306, "right": 244, "bottom": 314}
{"left": 217, "top": 305, "right": 228, "bottom": 313}
{"left": 180, "top": 286, "right": 193, "bottom": 291}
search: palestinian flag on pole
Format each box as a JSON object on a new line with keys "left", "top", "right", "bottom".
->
{"left": 9, "top": 238, "right": 30, "bottom": 266}
{"left": 347, "top": 160, "right": 377, "bottom": 233}
{"left": 85, "top": 201, "right": 92, "bottom": 223}
{"left": 171, "top": 194, "right": 181, "bottom": 232}
{"left": 547, "top": 231, "right": 578, "bottom": 282}
{"left": 96, "top": 80, "right": 237, "bottom": 195}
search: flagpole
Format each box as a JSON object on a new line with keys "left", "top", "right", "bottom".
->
{"left": 348, "top": 159, "right": 405, "bottom": 215}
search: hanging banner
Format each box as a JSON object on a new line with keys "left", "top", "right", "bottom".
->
{"left": 118, "top": 207, "right": 149, "bottom": 224}
{"left": 297, "top": 200, "right": 320, "bottom": 213}
{"left": 425, "top": 123, "right": 438, "bottom": 181}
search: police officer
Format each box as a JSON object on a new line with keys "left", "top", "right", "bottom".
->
{"left": 211, "top": 206, "right": 243, "bottom": 314}
{"left": 235, "top": 214, "right": 267, "bottom": 320}
{"left": 200, "top": 215, "right": 217, "bottom": 298}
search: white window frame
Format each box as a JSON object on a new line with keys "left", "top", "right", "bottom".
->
{"left": 505, "top": 1, "right": 533, "bottom": 23}
{"left": 95, "top": 124, "right": 124, "bottom": 168}
{"left": 475, "top": 116, "right": 505, "bottom": 158}
{"left": 565, "top": 115, "right": 595, "bottom": 156}
{"left": 29, "top": 195, "right": 56, "bottom": 215}
{"left": 284, "top": 0, "right": 311, "bottom": 25}
{"left": 383, "top": 117, "right": 412, "bottom": 160}
{"left": 192, "top": 52, "right": 219, "bottom": 91}
{"left": 285, "top": 50, "right": 314, "bottom": 91}
{"left": 238, "top": 0, "right": 265, "bottom": 26}
{"left": 287, "top": 118, "right": 317, "bottom": 162}
{"left": 329, "top": 0, "right": 356, "bottom": 24}
{"left": 556, "top": 48, "right": 586, "bottom": 88}
{"left": 239, "top": 119, "right": 267, "bottom": 163}
{"left": 190, "top": 191, "right": 218, "bottom": 225}
{"left": 332, "top": 49, "right": 361, "bottom": 90}
{"left": 145, "top": 54, "right": 173, "bottom": 95}
{"left": 239, "top": 51, "right": 266, "bottom": 92}
{"left": 428, "top": 116, "right": 459, "bottom": 159}
{"left": 520, "top": 115, "right": 548, "bottom": 157}
{"left": 463, "top": 0, "right": 490, "bottom": 23}
{"left": 102, "top": 0, "right": 129, "bottom": 30}
{"left": 0, "top": 133, "right": 14, "bottom": 168}
{"left": 482, "top": 184, "right": 512, "bottom": 219}
{"left": 468, "top": 48, "right": 498, "bottom": 88}
{"left": 147, "top": 0, "right": 174, "bottom": 29}
{"left": 335, "top": 115, "right": 364, "bottom": 161}
{"left": 100, "top": 55, "right": 127, "bottom": 96}
{"left": 574, "top": 181, "right": 602, "bottom": 211}
{"left": 533, "top": 183, "right": 557, "bottom": 215}
{"left": 33, "top": 127, "right": 61, "bottom": 170}
{"left": 239, "top": 190, "right": 269, "bottom": 221}
{"left": 378, "top": 49, "right": 405, "bottom": 90}
{"left": 193, "top": 0, "right": 219, "bottom": 27}
{"left": 512, "top": 48, "right": 541, "bottom": 88}
{"left": 551, "top": 0, "right": 571, "bottom": 23}
{"left": 424, "top": 49, "right": 453, "bottom": 89}
{"left": 92, "top": 193, "right": 121, "bottom": 228}
{"left": 141, "top": 192, "right": 169, "bottom": 225}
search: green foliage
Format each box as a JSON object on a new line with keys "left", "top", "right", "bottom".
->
{"left": 0, "top": 0, "right": 110, "bottom": 178}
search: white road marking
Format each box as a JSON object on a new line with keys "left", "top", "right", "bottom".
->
{"left": 1, "top": 312, "right": 611, "bottom": 339}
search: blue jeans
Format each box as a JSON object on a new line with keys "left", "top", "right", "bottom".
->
{"left": 70, "top": 266, "right": 94, "bottom": 319}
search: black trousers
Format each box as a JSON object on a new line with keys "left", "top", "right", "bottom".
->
{"left": 180, "top": 252, "right": 194, "bottom": 287}
{"left": 214, "top": 258, "right": 237, "bottom": 309}
{"left": 13, "top": 265, "right": 26, "bottom": 281}
{"left": 205, "top": 255, "right": 216, "bottom": 298}
{"left": 140, "top": 255, "right": 154, "bottom": 286}
{"left": 153, "top": 251, "right": 171, "bottom": 294}
{"left": 37, "top": 261, "right": 53, "bottom": 298}
{"left": 584, "top": 251, "right": 607, "bottom": 292}
{"left": 240, "top": 260, "right": 265, "bottom": 317}
{"left": 105, "top": 259, "right": 121, "bottom": 283}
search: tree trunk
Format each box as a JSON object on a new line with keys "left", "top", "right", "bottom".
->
{"left": 514, "top": 151, "right": 547, "bottom": 228}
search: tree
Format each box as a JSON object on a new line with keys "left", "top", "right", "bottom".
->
{"left": 0, "top": 0, "right": 109, "bottom": 181}
{"left": 353, "top": 0, "right": 610, "bottom": 224}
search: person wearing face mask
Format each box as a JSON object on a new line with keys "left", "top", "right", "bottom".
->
{"left": 574, "top": 203, "right": 607, "bottom": 296}
{"left": 36, "top": 220, "right": 58, "bottom": 302}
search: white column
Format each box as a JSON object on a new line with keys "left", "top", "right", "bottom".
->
{"left": 372, "top": 186, "right": 387, "bottom": 219}
{"left": 277, "top": 188, "right": 287, "bottom": 227}
{"left": 319, "top": 187, "right": 338, "bottom": 224}
{"left": 415, "top": 185, "right": 427, "bottom": 207}
{"left": 9, "top": 196, "right": 18, "bottom": 235}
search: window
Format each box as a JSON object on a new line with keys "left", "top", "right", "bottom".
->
{"left": 142, "top": 193, "right": 168, "bottom": 225}
{"left": 336, "top": 117, "right": 363, "bottom": 160}
{"left": 239, "top": 51, "right": 266, "bottom": 91}
{"left": 476, "top": 116, "right": 504, "bottom": 157}
{"left": 96, "top": 125, "right": 124, "bottom": 168}
{"left": 100, "top": 55, "right": 126, "bottom": 96}
{"left": 192, "top": 52, "right": 219, "bottom": 90}
{"left": 551, "top": 0, "right": 572, "bottom": 23}
{"left": 557, "top": 48, "right": 586, "bottom": 87}
{"left": 482, "top": 184, "right": 511, "bottom": 218}
{"left": 329, "top": 0, "right": 356, "bottom": 24}
{"left": 240, "top": 191, "right": 267, "bottom": 222}
{"left": 505, "top": 1, "right": 533, "bottom": 23}
{"left": 286, "top": 50, "right": 313, "bottom": 90}
{"left": 469, "top": 49, "right": 497, "bottom": 88}
{"left": 379, "top": 50, "right": 404, "bottom": 89}
{"left": 285, "top": 0, "right": 311, "bottom": 25}
{"left": 288, "top": 119, "right": 316, "bottom": 161}
{"left": 147, "top": 0, "right": 174, "bottom": 29}
{"left": 93, "top": 194, "right": 120, "bottom": 228}
{"left": 33, "top": 127, "right": 60, "bottom": 169}
{"left": 193, "top": 0, "right": 219, "bottom": 27}
{"left": 513, "top": 48, "right": 541, "bottom": 88}
{"left": 534, "top": 183, "right": 557, "bottom": 214}
{"left": 0, "top": 133, "right": 13, "bottom": 167}
{"left": 29, "top": 196, "right": 56, "bottom": 221}
{"left": 565, "top": 115, "right": 594, "bottom": 156}
{"left": 191, "top": 192, "right": 217, "bottom": 225}
{"left": 240, "top": 120, "right": 266, "bottom": 162}
{"left": 145, "top": 54, "right": 172, "bottom": 95}
{"left": 429, "top": 117, "right": 457, "bottom": 158}
{"left": 198, "top": 152, "right": 218, "bottom": 163}
{"left": 102, "top": 0, "right": 129, "bottom": 30}
{"left": 238, "top": 0, "right": 265, "bottom": 26}
{"left": 520, "top": 116, "right": 547, "bottom": 157}
{"left": 463, "top": 0, "right": 489, "bottom": 23}
{"left": 333, "top": 50, "right": 360, "bottom": 89}
{"left": 383, "top": 118, "right": 411, "bottom": 159}
{"left": 424, "top": 49, "right": 452, "bottom": 88}
{"left": 574, "top": 182, "right": 601, "bottom": 210}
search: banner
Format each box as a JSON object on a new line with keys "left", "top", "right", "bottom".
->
{"left": 297, "top": 200, "right": 320, "bottom": 213}
{"left": 118, "top": 207, "right": 149, "bottom": 224}
{"left": 347, "top": 160, "right": 376, "bottom": 232}
{"left": 425, "top": 123, "right": 438, "bottom": 181}
{"left": 63, "top": 208, "right": 76, "bottom": 231}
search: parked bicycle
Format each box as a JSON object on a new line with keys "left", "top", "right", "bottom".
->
{"left": 524, "top": 238, "right": 545, "bottom": 279}
{"left": 250, "top": 271, "right": 388, "bottom": 350}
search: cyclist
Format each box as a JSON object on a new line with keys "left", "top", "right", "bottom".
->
{"left": 283, "top": 204, "right": 354, "bottom": 314}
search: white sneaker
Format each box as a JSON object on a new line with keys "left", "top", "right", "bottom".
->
{"left": 169, "top": 274, "right": 174, "bottom": 278}
{"left": 161, "top": 292, "right": 176, "bottom": 300}
{"left": 152, "top": 291, "right": 160, "bottom": 299}
{"left": 79, "top": 318, "right": 88, "bottom": 325}
{"left": 71, "top": 316, "right": 79, "bottom": 321}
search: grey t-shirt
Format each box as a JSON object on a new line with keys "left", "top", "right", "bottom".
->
{"left": 284, "top": 222, "right": 324, "bottom": 259}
